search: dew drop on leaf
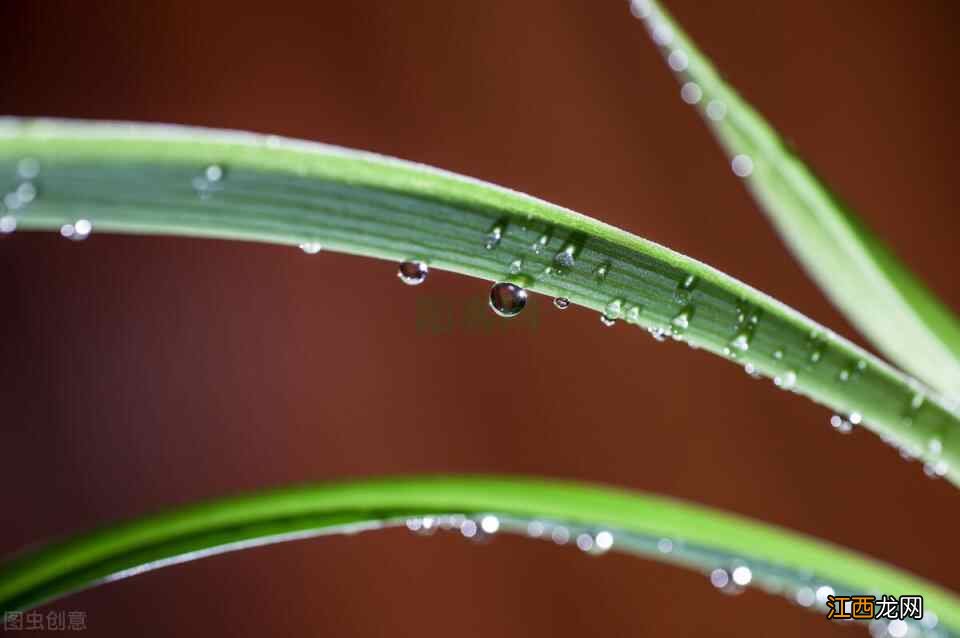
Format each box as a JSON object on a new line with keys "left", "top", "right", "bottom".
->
{"left": 397, "top": 260, "right": 428, "bottom": 286}
{"left": 600, "top": 314, "right": 617, "bottom": 327}
{"left": 489, "top": 282, "right": 527, "bottom": 317}
{"left": 553, "top": 297, "right": 570, "bottom": 310}
{"left": 299, "top": 242, "right": 323, "bottom": 254}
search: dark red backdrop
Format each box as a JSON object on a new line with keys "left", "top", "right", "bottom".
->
{"left": 2, "top": 1, "right": 958, "bottom": 636}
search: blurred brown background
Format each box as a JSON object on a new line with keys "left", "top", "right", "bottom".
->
{"left": 1, "top": 1, "right": 958, "bottom": 636}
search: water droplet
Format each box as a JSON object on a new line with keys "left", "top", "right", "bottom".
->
{"left": 509, "top": 259, "right": 524, "bottom": 274}
{"left": 527, "top": 521, "right": 545, "bottom": 537}
{"left": 551, "top": 526, "right": 570, "bottom": 544}
{"left": 731, "top": 566, "right": 752, "bottom": 586}
{"left": 15, "top": 182, "right": 36, "bottom": 204}
{"left": 594, "top": 530, "right": 614, "bottom": 551}
{"left": 532, "top": 234, "right": 549, "bottom": 254}
{"left": 671, "top": 309, "right": 690, "bottom": 330}
{"left": 485, "top": 225, "right": 503, "bottom": 250}
{"left": 706, "top": 100, "right": 727, "bottom": 121}
{"left": 731, "top": 333, "right": 750, "bottom": 351}
{"left": 795, "top": 587, "right": 816, "bottom": 607}
{"left": 600, "top": 314, "right": 617, "bottom": 327}
{"left": 460, "top": 519, "right": 478, "bottom": 538}
{"left": 709, "top": 568, "right": 730, "bottom": 589}
{"left": 849, "top": 412, "right": 862, "bottom": 425}
{"left": 554, "top": 244, "right": 576, "bottom": 270}
{"left": 667, "top": 49, "right": 689, "bottom": 72}
{"left": 731, "top": 154, "right": 754, "bottom": 177}
{"left": 489, "top": 282, "right": 528, "bottom": 318}
{"left": 773, "top": 349, "right": 784, "bottom": 360}
{"left": 205, "top": 164, "right": 224, "bottom": 182}
{"left": 553, "top": 297, "right": 570, "bottom": 310}
{"left": 651, "top": 20, "right": 673, "bottom": 46}
{"left": 575, "top": 533, "right": 594, "bottom": 552}
{"left": 815, "top": 585, "right": 835, "bottom": 606}
{"left": 60, "top": 219, "right": 92, "bottom": 241}
{"left": 629, "top": 0, "right": 652, "bottom": 20}
{"left": 397, "top": 260, "right": 428, "bottom": 286}
{"left": 830, "top": 415, "right": 853, "bottom": 434}
{"left": 648, "top": 327, "right": 667, "bottom": 342}
{"left": 594, "top": 262, "right": 610, "bottom": 280}
{"left": 605, "top": 299, "right": 623, "bottom": 319}
{"left": 838, "top": 368, "right": 851, "bottom": 382}
{"left": 886, "top": 619, "right": 908, "bottom": 638}
{"left": 923, "top": 459, "right": 949, "bottom": 478}
{"left": 656, "top": 538, "right": 674, "bottom": 553}
{"left": 625, "top": 306, "right": 641, "bottom": 324}
{"left": 774, "top": 370, "right": 797, "bottom": 389}
{"left": 709, "top": 568, "right": 743, "bottom": 595}
{"left": 299, "top": 242, "right": 323, "bottom": 254}
{"left": 680, "top": 81, "right": 703, "bottom": 105}
{"left": 929, "top": 437, "right": 943, "bottom": 455}
{"left": 0, "top": 214, "right": 16, "bottom": 234}
{"left": 744, "top": 363, "right": 761, "bottom": 378}
{"left": 480, "top": 515, "right": 500, "bottom": 534}
{"left": 17, "top": 157, "right": 40, "bottom": 179}
{"left": 406, "top": 517, "right": 436, "bottom": 535}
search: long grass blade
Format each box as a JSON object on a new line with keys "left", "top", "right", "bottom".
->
{"left": 0, "top": 118, "right": 957, "bottom": 485}
{"left": 628, "top": 0, "right": 960, "bottom": 397}
{"left": 0, "top": 476, "right": 956, "bottom": 636}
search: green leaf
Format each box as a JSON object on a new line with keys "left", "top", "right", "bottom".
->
{"left": 629, "top": 0, "right": 960, "bottom": 397}
{"left": 0, "top": 476, "right": 956, "bottom": 634}
{"left": 0, "top": 118, "right": 957, "bottom": 486}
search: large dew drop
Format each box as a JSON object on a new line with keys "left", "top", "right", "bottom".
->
{"left": 397, "top": 260, "right": 428, "bottom": 286}
{"left": 489, "top": 282, "right": 528, "bottom": 317}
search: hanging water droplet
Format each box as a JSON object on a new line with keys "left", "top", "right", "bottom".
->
{"left": 667, "top": 49, "right": 689, "bottom": 72}
{"left": 0, "top": 214, "right": 16, "bottom": 234}
{"left": 509, "top": 259, "right": 523, "bottom": 274}
{"left": 923, "top": 459, "right": 949, "bottom": 478}
{"left": 731, "top": 154, "right": 754, "bottom": 177}
{"left": 774, "top": 370, "right": 797, "bottom": 390}
{"left": 815, "top": 585, "right": 835, "bottom": 606}
{"left": 794, "top": 587, "right": 816, "bottom": 607}
{"left": 629, "top": 0, "right": 652, "bottom": 20}
{"left": 60, "top": 219, "right": 92, "bottom": 241}
{"left": 594, "top": 530, "right": 614, "bottom": 552}
{"left": 706, "top": 100, "right": 727, "bottom": 121}
{"left": 299, "top": 242, "right": 323, "bottom": 254}
{"left": 551, "top": 526, "right": 570, "bottom": 544}
{"left": 709, "top": 568, "right": 742, "bottom": 595}
{"left": 489, "top": 282, "right": 528, "bottom": 317}
{"left": 680, "top": 81, "right": 703, "bottom": 104}
{"left": 600, "top": 314, "right": 617, "bottom": 327}
{"left": 397, "top": 260, "right": 428, "bottom": 286}
{"left": 575, "top": 533, "right": 594, "bottom": 552}
{"left": 479, "top": 515, "right": 500, "bottom": 534}
{"left": 731, "top": 565, "right": 753, "bottom": 587}
{"left": 553, "top": 297, "right": 570, "bottom": 310}
{"left": 484, "top": 225, "right": 503, "bottom": 250}
{"left": 648, "top": 327, "right": 667, "bottom": 342}
{"left": 460, "top": 519, "right": 478, "bottom": 538}
{"left": 830, "top": 415, "right": 853, "bottom": 434}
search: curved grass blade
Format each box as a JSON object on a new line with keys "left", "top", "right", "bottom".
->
{"left": 628, "top": 0, "right": 960, "bottom": 398}
{"left": 0, "top": 118, "right": 957, "bottom": 485}
{"left": 0, "top": 476, "right": 956, "bottom": 636}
